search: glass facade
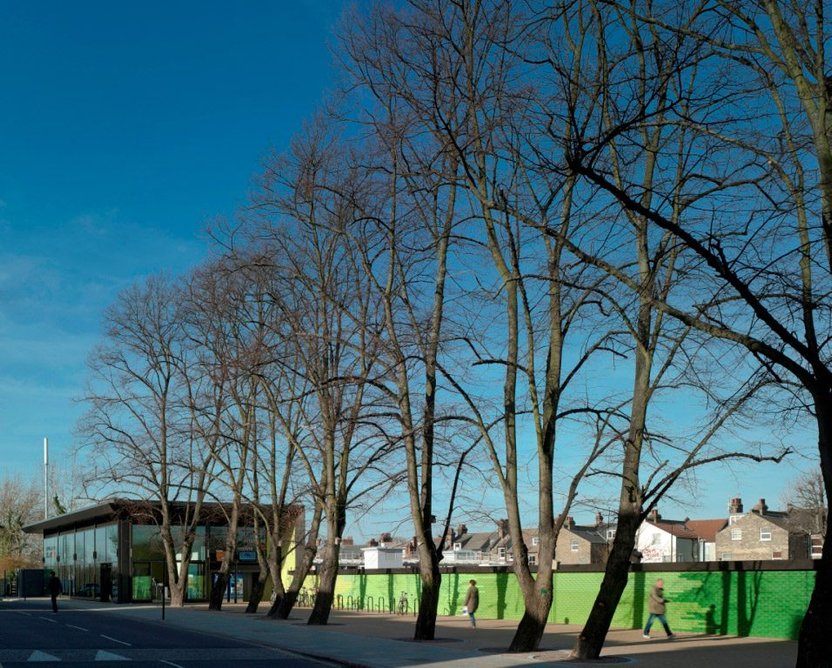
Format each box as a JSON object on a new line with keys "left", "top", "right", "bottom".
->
{"left": 130, "top": 525, "right": 208, "bottom": 601}
{"left": 43, "top": 523, "right": 118, "bottom": 598}
{"left": 35, "top": 503, "right": 279, "bottom": 604}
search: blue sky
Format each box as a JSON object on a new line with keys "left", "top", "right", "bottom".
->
{"left": 0, "top": 0, "right": 347, "bottom": 480}
{"left": 0, "top": 0, "right": 817, "bottom": 535}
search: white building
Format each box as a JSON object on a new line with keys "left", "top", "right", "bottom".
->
{"left": 636, "top": 509, "right": 699, "bottom": 562}
{"left": 362, "top": 546, "right": 404, "bottom": 569}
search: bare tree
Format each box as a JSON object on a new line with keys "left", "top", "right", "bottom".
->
{"left": 559, "top": 1, "right": 832, "bottom": 663}
{"left": 0, "top": 475, "right": 42, "bottom": 570}
{"left": 80, "top": 275, "right": 214, "bottom": 606}
{"left": 250, "top": 125, "right": 396, "bottom": 625}
{"left": 782, "top": 469, "right": 828, "bottom": 538}
{"left": 345, "top": 0, "right": 625, "bottom": 650}
{"left": 340, "top": 13, "right": 483, "bottom": 637}
{"left": 181, "top": 257, "right": 268, "bottom": 611}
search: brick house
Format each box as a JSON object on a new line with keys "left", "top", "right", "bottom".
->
{"left": 439, "top": 521, "right": 511, "bottom": 565}
{"left": 715, "top": 498, "right": 811, "bottom": 561}
{"left": 441, "top": 516, "right": 609, "bottom": 567}
{"left": 555, "top": 514, "right": 611, "bottom": 566}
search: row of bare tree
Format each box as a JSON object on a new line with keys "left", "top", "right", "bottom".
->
{"left": 78, "top": 1, "right": 830, "bottom": 664}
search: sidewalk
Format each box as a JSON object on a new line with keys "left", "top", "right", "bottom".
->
{"left": 98, "top": 601, "right": 797, "bottom": 667}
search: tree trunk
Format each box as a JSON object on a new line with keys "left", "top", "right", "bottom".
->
{"left": 209, "top": 571, "right": 228, "bottom": 610}
{"left": 269, "top": 503, "right": 322, "bottom": 619}
{"left": 307, "top": 535, "right": 339, "bottom": 625}
{"left": 505, "top": 562, "right": 553, "bottom": 652}
{"left": 245, "top": 571, "right": 267, "bottom": 613}
{"left": 572, "top": 511, "right": 640, "bottom": 659}
{"left": 508, "top": 589, "right": 552, "bottom": 653}
{"left": 797, "top": 405, "right": 832, "bottom": 667}
{"left": 413, "top": 544, "right": 441, "bottom": 641}
{"left": 797, "top": 540, "right": 832, "bottom": 667}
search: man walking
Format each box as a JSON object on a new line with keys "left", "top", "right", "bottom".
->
{"left": 643, "top": 578, "right": 674, "bottom": 639}
{"left": 464, "top": 579, "right": 479, "bottom": 629}
{"left": 47, "top": 571, "right": 63, "bottom": 613}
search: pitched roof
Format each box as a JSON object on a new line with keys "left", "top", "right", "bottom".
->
{"left": 686, "top": 519, "right": 728, "bottom": 542}
{"left": 566, "top": 525, "right": 610, "bottom": 544}
{"left": 648, "top": 520, "right": 700, "bottom": 540}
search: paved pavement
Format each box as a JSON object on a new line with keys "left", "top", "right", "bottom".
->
{"left": 27, "top": 599, "right": 797, "bottom": 668}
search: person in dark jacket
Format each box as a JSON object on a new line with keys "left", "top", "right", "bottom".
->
{"left": 47, "top": 572, "right": 63, "bottom": 613}
{"left": 464, "top": 579, "right": 479, "bottom": 628}
{"left": 642, "top": 578, "right": 674, "bottom": 639}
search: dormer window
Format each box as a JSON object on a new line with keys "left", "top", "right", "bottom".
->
{"left": 607, "top": 529, "right": 616, "bottom": 540}
{"left": 453, "top": 542, "right": 462, "bottom": 551}
{"left": 532, "top": 536, "right": 539, "bottom": 546}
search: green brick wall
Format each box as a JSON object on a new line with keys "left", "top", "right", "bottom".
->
{"left": 328, "top": 568, "right": 813, "bottom": 640}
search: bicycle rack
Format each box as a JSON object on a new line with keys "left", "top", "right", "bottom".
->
{"left": 366, "top": 595, "right": 373, "bottom": 612}
{"left": 336, "top": 594, "right": 344, "bottom": 609}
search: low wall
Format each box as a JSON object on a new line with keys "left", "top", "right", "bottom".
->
{"left": 329, "top": 561, "right": 815, "bottom": 640}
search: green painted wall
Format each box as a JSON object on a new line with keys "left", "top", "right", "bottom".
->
{"left": 329, "top": 568, "right": 813, "bottom": 640}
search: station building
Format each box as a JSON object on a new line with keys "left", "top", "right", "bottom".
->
{"left": 24, "top": 499, "right": 302, "bottom": 603}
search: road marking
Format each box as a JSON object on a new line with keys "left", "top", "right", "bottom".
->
{"left": 100, "top": 634, "right": 131, "bottom": 646}
{"left": 160, "top": 661, "right": 185, "bottom": 668}
{"left": 26, "top": 650, "right": 60, "bottom": 661}
{"left": 36, "top": 617, "right": 57, "bottom": 623}
{"left": 66, "top": 624, "right": 88, "bottom": 631}
{"left": 94, "top": 650, "right": 129, "bottom": 661}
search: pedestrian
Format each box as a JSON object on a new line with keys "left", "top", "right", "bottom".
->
{"left": 642, "top": 578, "right": 674, "bottom": 639}
{"left": 47, "top": 571, "right": 63, "bottom": 613}
{"left": 464, "top": 579, "right": 479, "bottom": 629}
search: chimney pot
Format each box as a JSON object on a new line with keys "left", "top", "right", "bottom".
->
{"left": 753, "top": 498, "right": 768, "bottom": 515}
{"left": 729, "top": 497, "right": 744, "bottom": 514}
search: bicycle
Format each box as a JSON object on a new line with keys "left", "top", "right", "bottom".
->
{"left": 397, "top": 591, "right": 408, "bottom": 615}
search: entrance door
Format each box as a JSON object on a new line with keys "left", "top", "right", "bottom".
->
{"left": 132, "top": 561, "right": 165, "bottom": 601}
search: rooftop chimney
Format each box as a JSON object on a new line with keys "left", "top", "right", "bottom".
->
{"left": 595, "top": 512, "right": 604, "bottom": 527}
{"left": 752, "top": 498, "right": 768, "bottom": 515}
{"left": 457, "top": 524, "right": 468, "bottom": 537}
{"left": 729, "top": 497, "right": 744, "bottom": 514}
{"left": 497, "top": 519, "right": 509, "bottom": 539}
{"left": 566, "top": 516, "right": 575, "bottom": 529}
{"left": 649, "top": 508, "right": 660, "bottom": 523}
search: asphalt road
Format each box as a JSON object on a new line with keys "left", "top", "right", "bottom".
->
{"left": 0, "top": 599, "right": 332, "bottom": 667}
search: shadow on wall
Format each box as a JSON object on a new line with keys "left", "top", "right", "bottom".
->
{"left": 495, "top": 570, "right": 509, "bottom": 619}
{"left": 678, "top": 564, "right": 766, "bottom": 637}
{"left": 631, "top": 570, "right": 646, "bottom": 629}
{"left": 443, "top": 573, "right": 461, "bottom": 616}
{"left": 358, "top": 571, "right": 367, "bottom": 610}
{"left": 738, "top": 566, "right": 764, "bottom": 637}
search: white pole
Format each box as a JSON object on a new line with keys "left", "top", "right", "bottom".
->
{"left": 43, "top": 437, "right": 49, "bottom": 520}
